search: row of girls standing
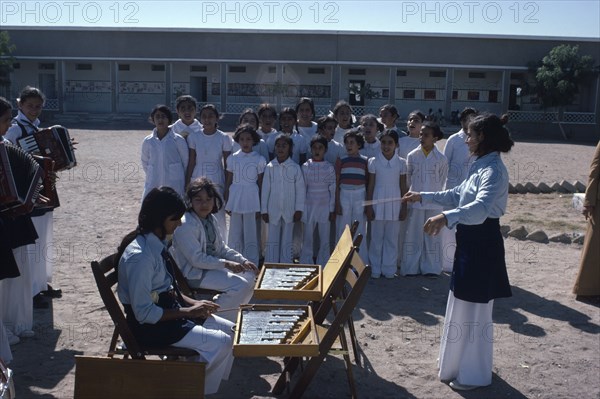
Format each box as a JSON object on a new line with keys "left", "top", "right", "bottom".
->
{"left": 140, "top": 95, "right": 480, "bottom": 280}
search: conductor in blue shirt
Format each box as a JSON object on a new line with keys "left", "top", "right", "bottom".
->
{"left": 403, "top": 113, "right": 514, "bottom": 391}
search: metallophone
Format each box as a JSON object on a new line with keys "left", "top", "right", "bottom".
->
{"left": 233, "top": 304, "right": 319, "bottom": 357}
{"left": 253, "top": 264, "right": 322, "bottom": 301}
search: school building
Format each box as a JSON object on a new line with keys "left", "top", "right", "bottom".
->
{"left": 2, "top": 26, "right": 599, "bottom": 137}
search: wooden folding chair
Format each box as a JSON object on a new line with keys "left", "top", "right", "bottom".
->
{"left": 272, "top": 251, "right": 371, "bottom": 399}
{"left": 90, "top": 253, "right": 197, "bottom": 360}
{"left": 166, "top": 251, "right": 223, "bottom": 300}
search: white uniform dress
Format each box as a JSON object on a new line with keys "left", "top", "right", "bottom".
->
{"left": 5, "top": 112, "right": 52, "bottom": 297}
{"left": 402, "top": 146, "right": 448, "bottom": 275}
{"left": 361, "top": 139, "right": 381, "bottom": 160}
{"left": 225, "top": 150, "right": 266, "bottom": 266}
{"left": 299, "top": 159, "right": 336, "bottom": 266}
{"left": 261, "top": 157, "right": 306, "bottom": 263}
{"left": 324, "top": 139, "right": 345, "bottom": 165}
{"left": 266, "top": 131, "right": 308, "bottom": 165}
{"left": 297, "top": 122, "right": 318, "bottom": 158}
{"left": 441, "top": 129, "right": 475, "bottom": 271}
{"left": 171, "top": 212, "right": 255, "bottom": 322}
{"left": 141, "top": 128, "right": 189, "bottom": 199}
{"left": 170, "top": 119, "right": 202, "bottom": 139}
{"left": 368, "top": 152, "right": 407, "bottom": 278}
{"left": 187, "top": 129, "right": 233, "bottom": 238}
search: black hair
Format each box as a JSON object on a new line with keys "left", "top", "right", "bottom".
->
{"left": 233, "top": 124, "right": 261, "bottom": 145}
{"left": 238, "top": 108, "right": 259, "bottom": 129}
{"left": 150, "top": 104, "right": 174, "bottom": 124}
{"left": 360, "top": 114, "right": 385, "bottom": 132}
{"left": 468, "top": 113, "right": 514, "bottom": 156}
{"left": 0, "top": 96, "right": 12, "bottom": 116}
{"left": 459, "top": 107, "right": 478, "bottom": 122}
{"left": 175, "top": 95, "right": 198, "bottom": 110}
{"left": 274, "top": 133, "right": 294, "bottom": 158}
{"left": 199, "top": 104, "right": 220, "bottom": 125}
{"left": 421, "top": 121, "right": 444, "bottom": 140}
{"left": 332, "top": 100, "right": 353, "bottom": 118}
{"left": 117, "top": 187, "right": 186, "bottom": 262}
{"left": 186, "top": 177, "right": 223, "bottom": 213}
{"left": 295, "top": 97, "right": 315, "bottom": 119}
{"left": 379, "top": 129, "right": 399, "bottom": 144}
{"left": 258, "top": 103, "right": 277, "bottom": 119}
{"left": 279, "top": 107, "right": 298, "bottom": 131}
{"left": 310, "top": 134, "right": 328, "bottom": 151}
{"left": 379, "top": 104, "right": 399, "bottom": 121}
{"left": 344, "top": 128, "right": 365, "bottom": 149}
{"left": 316, "top": 115, "right": 338, "bottom": 131}
{"left": 18, "top": 86, "right": 45, "bottom": 105}
{"left": 408, "top": 110, "right": 426, "bottom": 123}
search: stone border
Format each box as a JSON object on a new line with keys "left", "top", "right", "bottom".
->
{"left": 509, "top": 180, "right": 587, "bottom": 194}
{"left": 502, "top": 225, "right": 585, "bottom": 245}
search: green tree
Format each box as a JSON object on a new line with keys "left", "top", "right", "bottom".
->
{"left": 531, "top": 44, "right": 597, "bottom": 139}
{"left": 0, "top": 31, "right": 16, "bottom": 92}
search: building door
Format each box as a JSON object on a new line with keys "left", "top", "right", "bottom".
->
{"left": 348, "top": 80, "right": 365, "bottom": 106}
{"left": 508, "top": 84, "right": 521, "bottom": 110}
{"left": 39, "top": 73, "right": 57, "bottom": 103}
{"left": 190, "top": 77, "right": 207, "bottom": 103}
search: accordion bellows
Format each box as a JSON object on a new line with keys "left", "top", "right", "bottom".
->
{"left": 0, "top": 142, "right": 44, "bottom": 216}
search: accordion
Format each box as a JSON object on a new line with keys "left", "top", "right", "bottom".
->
{"left": 17, "top": 125, "right": 76, "bottom": 171}
{"left": 0, "top": 142, "right": 44, "bottom": 217}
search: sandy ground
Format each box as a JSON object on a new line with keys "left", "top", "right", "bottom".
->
{"left": 5, "top": 128, "right": 599, "bottom": 399}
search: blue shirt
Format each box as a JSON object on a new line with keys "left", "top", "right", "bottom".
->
{"left": 117, "top": 233, "right": 174, "bottom": 325}
{"left": 420, "top": 152, "right": 508, "bottom": 229}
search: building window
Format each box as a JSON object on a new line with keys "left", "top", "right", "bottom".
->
{"left": 424, "top": 90, "right": 436, "bottom": 100}
{"left": 118, "top": 64, "right": 130, "bottom": 71}
{"left": 268, "top": 66, "right": 276, "bottom": 73}
{"left": 403, "top": 89, "right": 415, "bottom": 99}
{"left": 308, "top": 67, "right": 325, "bottom": 74}
{"left": 151, "top": 64, "right": 165, "bottom": 72}
{"left": 76, "top": 64, "right": 92, "bottom": 70}
{"left": 468, "top": 91, "right": 480, "bottom": 101}
{"left": 348, "top": 68, "right": 366, "bottom": 75}
{"left": 13, "top": 63, "right": 20, "bottom": 69}
{"left": 469, "top": 72, "right": 486, "bottom": 79}
{"left": 190, "top": 65, "right": 207, "bottom": 72}
{"left": 229, "top": 66, "right": 246, "bottom": 73}
{"left": 396, "top": 70, "right": 407, "bottom": 77}
{"left": 429, "top": 70, "right": 446, "bottom": 78}
{"left": 511, "top": 72, "right": 525, "bottom": 80}
{"left": 39, "top": 63, "right": 55, "bottom": 70}
{"left": 489, "top": 90, "right": 499, "bottom": 103}
{"left": 452, "top": 90, "right": 458, "bottom": 100}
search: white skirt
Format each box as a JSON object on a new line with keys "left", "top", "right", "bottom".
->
{"left": 438, "top": 292, "right": 494, "bottom": 387}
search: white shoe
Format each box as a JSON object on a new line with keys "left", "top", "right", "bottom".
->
{"left": 19, "top": 329, "right": 35, "bottom": 338}
{"left": 6, "top": 330, "right": 20, "bottom": 345}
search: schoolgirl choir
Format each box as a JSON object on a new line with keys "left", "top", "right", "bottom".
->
{"left": 139, "top": 95, "right": 481, "bottom": 282}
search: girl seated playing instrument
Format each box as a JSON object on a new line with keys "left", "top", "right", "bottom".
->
{"left": 117, "top": 187, "right": 233, "bottom": 395}
{"left": 171, "top": 177, "right": 258, "bottom": 322}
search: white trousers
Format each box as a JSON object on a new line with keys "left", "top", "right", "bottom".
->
{"left": 300, "top": 220, "right": 331, "bottom": 266}
{"left": 29, "top": 213, "right": 54, "bottom": 294}
{"left": 0, "top": 246, "right": 33, "bottom": 336}
{"left": 228, "top": 213, "right": 259, "bottom": 266}
{"left": 438, "top": 293, "right": 494, "bottom": 387}
{"left": 172, "top": 314, "right": 235, "bottom": 395}
{"left": 0, "top": 321, "right": 12, "bottom": 363}
{"left": 401, "top": 208, "right": 443, "bottom": 275}
{"left": 188, "top": 269, "right": 256, "bottom": 323}
{"left": 369, "top": 220, "right": 400, "bottom": 278}
{"left": 440, "top": 226, "right": 457, "bottom": 272}
{"left": 336, "top": 188, "right": 368, "bottom": 263}
{"left": 264, "top": 218, "right": 295, "bottom": 263}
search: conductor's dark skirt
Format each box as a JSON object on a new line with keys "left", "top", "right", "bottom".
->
{"left": 451, "top": 218, "right": 512, "bottom": 303}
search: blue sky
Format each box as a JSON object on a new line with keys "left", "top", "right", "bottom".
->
{"left": 1, "top": 0, "right": 599, "bottom": 38}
